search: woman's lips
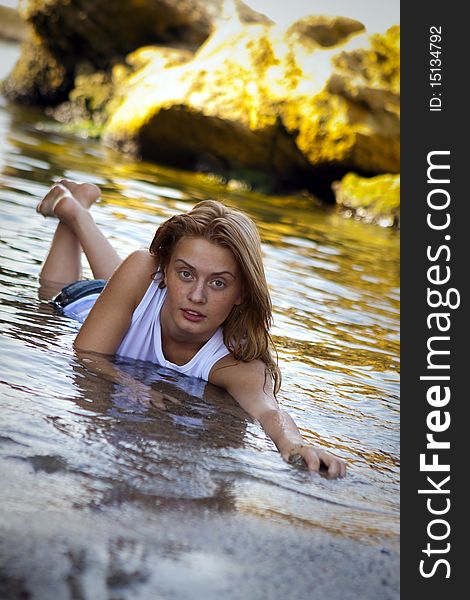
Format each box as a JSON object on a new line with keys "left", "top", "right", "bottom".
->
{"left": 181, "top": 309, "right": 206, "bottom": 322}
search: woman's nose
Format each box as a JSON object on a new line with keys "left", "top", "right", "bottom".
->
{"left": 188, "top": 281, "right": 207, "bottom": 303}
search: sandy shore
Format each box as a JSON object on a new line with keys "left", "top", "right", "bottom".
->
{"left": 0, "top": 503, "right": 399, "bottom": 600}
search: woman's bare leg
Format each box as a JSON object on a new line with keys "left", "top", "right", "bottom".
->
{"left": 38, "top": 181, "right": 121, "bottom": 286}
{"left": 39, "top": 220, "right": 83, "bottom": 286}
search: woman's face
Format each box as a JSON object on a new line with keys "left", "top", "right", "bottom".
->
{"left": 161, "top": 236, "right": 243, "bottom": 344}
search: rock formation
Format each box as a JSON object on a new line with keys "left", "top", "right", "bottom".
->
{"left": 1, "top": 1, "right": 400, "bottom": 224}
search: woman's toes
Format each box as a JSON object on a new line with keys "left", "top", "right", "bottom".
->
{"left": 56, "top": 179, "right": 77, "bottom": 193}
{"left": 57, "top": 179, "right": 100, "bottom": 208}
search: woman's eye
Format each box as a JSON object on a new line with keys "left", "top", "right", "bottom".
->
{"left": 179, "top": 270, "right": 192, "bottom": 279}
{"left": 212, "top": 279, "right": 226, "bottom": 288}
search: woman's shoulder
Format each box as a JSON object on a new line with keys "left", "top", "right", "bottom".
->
{"left": 123, "top": 249, "right": 158, "bottom": 270}
{"left": 116, "top": 250, "right": 158, "bottom": 283}
{"left": 209, "top": 355, "right": 268, "bottom": 389}
{"left": 105, "top": 250, "right": 158, "bottom": 306}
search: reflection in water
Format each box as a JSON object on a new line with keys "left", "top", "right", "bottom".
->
{"left": 0, "top": 89, "right": 399, "bottom": 545}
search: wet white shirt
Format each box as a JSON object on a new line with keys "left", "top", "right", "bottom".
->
{"left": 64, "top": 278, "right": 230, "bottom": 381}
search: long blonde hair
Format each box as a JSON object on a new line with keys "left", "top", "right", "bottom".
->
{"left": 149, "top": 200, "right": 281, "bottom": 393}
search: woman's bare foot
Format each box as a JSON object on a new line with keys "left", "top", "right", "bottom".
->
{"left": 36, "top": 184, "right": 75, "bottom": 218}
{"left": 36, "top": 180, "right": 100, "bottom": 220}
{"left": 56, "top": 179, "right": 100, "bottom": 209}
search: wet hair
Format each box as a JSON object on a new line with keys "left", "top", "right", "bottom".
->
{"left": 149, "top": 200, "right": 281, "bottom": 393}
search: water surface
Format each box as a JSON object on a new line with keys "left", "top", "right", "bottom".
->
{"left": 0, "top": 40, "right": 399, "bottom": 598}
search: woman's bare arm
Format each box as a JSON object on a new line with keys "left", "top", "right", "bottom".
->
{"left": 75, "top": 349, "right": 179, "bottom": 410}
{"left": 74, "top": 250, "right": 157, "bottom": 355}
{"left": 210, "top": 357, "right": 346, "bottom": 478}
{"left": 74, "top": 250, "right": 180, "bottom": 409}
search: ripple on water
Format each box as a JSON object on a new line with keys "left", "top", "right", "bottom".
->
{"left": 0, "top": 99, "right": 399, "bottom": 545}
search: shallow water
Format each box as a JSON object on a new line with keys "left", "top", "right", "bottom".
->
{"left": 0, "top": 40, "right": 399, "bottom": 598}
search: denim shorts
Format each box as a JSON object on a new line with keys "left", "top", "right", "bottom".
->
{"left": 50, "top": 279, "right": 107, "bottom": 312}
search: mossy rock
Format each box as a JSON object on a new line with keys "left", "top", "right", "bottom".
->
{"left": 286, "top": 15, "right": 365, "bottom": 48}
{"left": 104, "top": 22, "right": 400, "bottom": 192}
{"left": 22, "top": 0, "right": 212, "bottom": 65}
{"left": 332, "top": 25, "right": 400, "bottom": 96}
{"left": 286, "top": 26, "right": 400, "bottom": 175}
{"left": 2, "top": 29, "right": 70, "bottom": 105}
{"left": 103, "top": 25, "right": 310, "bottom": 182}
{"left": 4, "top": 3, "right": 400, "bottom": 198}
{"left": 332, "top": 172, "right": 400, "bottom": 227}
{"left": 46, "top": 67, "right": 116, "bottom": 137}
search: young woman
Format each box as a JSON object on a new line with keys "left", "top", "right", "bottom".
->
{"left": 37, "top": 180, "right": 346, "bottom": 478}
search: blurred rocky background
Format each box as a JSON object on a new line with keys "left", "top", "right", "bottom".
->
{"left": 1, "top": 0, "right": 400, "bottom": 226}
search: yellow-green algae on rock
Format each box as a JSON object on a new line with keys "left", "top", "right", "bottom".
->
{"left": 332, "top": 172, "right": 400, "bottom": 227}
{"left": 104, "top": 19, "right": 400, "bottom": 184}
{"left": 3, "top": 2, "right": 400, "bottom": 210}
{"left": 282, "top": 25, "right": 400, "bottom": 174}
{"left": 104, "top": 24, "right": 303, "bottom": 178}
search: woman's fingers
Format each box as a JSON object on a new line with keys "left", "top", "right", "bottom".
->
{"left": 149, "top": 390, "right": 182, "bottom": 410}
{"left": 149, "top": 391, "right": 166, "bottom": 410}
{"left": 294, "top": 446, "right": 346, "bottom": 479}
{"left": 300, "top": 449, "right": 320, "bottom": 472}
{"left": 317, "top": 450, "right": 347, "bottom": 478}
{"left": 164, "top": 394, "right": 181, "bottom": 405}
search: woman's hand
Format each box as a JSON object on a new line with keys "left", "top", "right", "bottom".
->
{"left": 284, "top": 444, "right": 346, "bottom": 479}
{"left": 76, "top": 349, "right": 181, "bottom": 412}
{"left": 148, "top": 389, "right": 181, "bottom": 410}
{"left": 210, "top": 358, "right": 347, "bottom": 479}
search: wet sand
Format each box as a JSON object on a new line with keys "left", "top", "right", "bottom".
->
{"left": 0, "top": 503, "right": 399, "bottom": 600}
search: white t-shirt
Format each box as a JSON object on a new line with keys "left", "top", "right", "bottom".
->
{"left": 63, "top": 279, "right": 231, "bottom": 381}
